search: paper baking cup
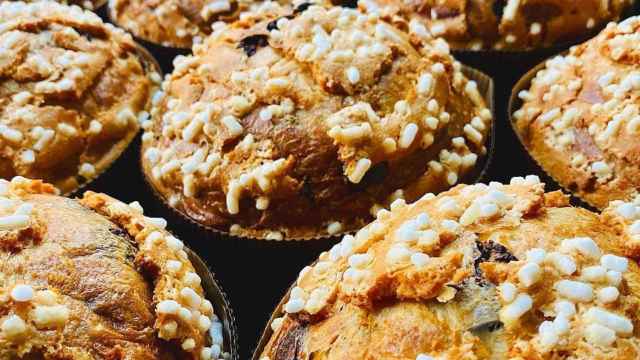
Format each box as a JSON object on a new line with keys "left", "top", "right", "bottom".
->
{"left": 186, "top": 247, "right": 240, "bottom": 360}
{"left": 63, "top": 43, "right": 161, "bottom": 197}
{"left": 251, "top": 259, "right": 319, "bottom": 360}
{"left": 507, "top": 52, "right": 599, "bottom": 211}
{"left": 141, "top": 64, "right": 495, "bottom": 241}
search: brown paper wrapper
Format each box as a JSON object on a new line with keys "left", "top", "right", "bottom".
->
{"left": 140, "top": 64, "right": 496, "bottom": 241}
{"left": 507, "top": 51, "right": 598, "bottom": 211}
{"left": 65, "top": 43, "right": 161, "bottom": 197}
{"left": 186, "top": 247, "right": 240, "bottom": 360}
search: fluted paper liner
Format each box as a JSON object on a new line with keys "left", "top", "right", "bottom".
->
{"left": 186, "top": 247, "right": 240, "bottom": 360}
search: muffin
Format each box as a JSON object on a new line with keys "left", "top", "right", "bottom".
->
{"left": 108, "top": 0, "right": 294, "bottom": 48}
{"left": 513, "top": 16, "right": 640, "bottom": 210}
{"left": 359, "top": 0, "right": 634, "bottom": 50}
{"left": 12, "top": 0, "right": 107, "bottom": 10}
{"left": 0, "top": 1, "right": 161, "bottom": 195}
{"left": 257, "top": 176, "right": 640, "bottom": 359}
{"left": 0, "top": 177, "right": 229, "bottom": 359}
{"left": 140, "top": 4, "right": 493, "bottom": 240}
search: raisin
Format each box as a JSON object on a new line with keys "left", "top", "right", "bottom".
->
{"left": 237, "top": 34, "right": 269, "bottom": 57}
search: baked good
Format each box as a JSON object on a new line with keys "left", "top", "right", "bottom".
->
{"left": 140, "top": 4, "right": 492, "bottom": 240}
{"left": 359, "top": 0, "right": 634, "bottom": 50}
{"left": 108, "top": 0, "right": 293, "bottom": 48}
{"left": 0, "top": 176, "right": 228, "bottom": 359}
{"left": 16, "top": 0, "right": 107, "bottom": 10}
{"left": 513, "top": 16, "right": 640, "bottom": 209}
{"left": 258, "top": 176, "right": 640, "bottom": 359}
{"left": 0, "top": 1, "right": 161, "bottom": 195}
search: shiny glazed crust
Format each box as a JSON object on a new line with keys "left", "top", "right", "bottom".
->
{"left": 360, "top": 0, "right": 633, "bottom": 50}
{"left": 0, "top": 177, "right": 225, "bottom": 359}
{"left": 108, "top": 0, "right": 292, "bottom": 48}
{"left": 0, "top": 1, "right": 161, "bottom": 195}
{"left": 259, "top": 176, "right": 640, "bottom": 359}
{"left": 514, "top": 17, "right": 640, "bottom": 210}
{"left": 140, "top": 5, "right": 492, "bottom": 240}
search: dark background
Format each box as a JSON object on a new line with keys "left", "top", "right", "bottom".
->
{"left": 87, "top": 6, "right": 639, "bottom": 359}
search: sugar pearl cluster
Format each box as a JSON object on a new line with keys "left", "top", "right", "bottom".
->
{"left": 280, "top": 5, "right": 492, "bottom": 185}
{"left": 0, "top": 1, "right": 160, "bottom": 193}
{"left": 496, "top": 237, "right": 632, "bottom": 351}
{"left": 142, "top": 3, "right": 491, "bottom": 239}
{"left": 80, "top": 193, "right": 227, "bottom": 360}
{"left": 279, "top": 176, "right": 541, "bottom": 320}
{"left": 0, "top": 178, "right": 37, "bottom": 232}
{"left": 0, "top": 284, "right": 70, "bottom": 342}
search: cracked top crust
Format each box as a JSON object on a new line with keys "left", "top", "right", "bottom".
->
{"left": 359, "top": 0, "right": 634, "bottom": 50}
{"left": 140, "top": 4, "right": 492, "bottom": 240}
{"left": 259, "top": 176, "right": 640, "bottom": 360}
{"left": 0, "top": 1, "right": 161, "bottom": 195}
{"left": 0, "top": 177, "right": 226, "bottom": 360}
{"left": 514, "top": 16, "right": 640, "bottom": 210}
{"left": 108, "top": 0, "right": 294, "bottom": 48}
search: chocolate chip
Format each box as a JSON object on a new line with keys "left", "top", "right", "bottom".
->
{"left": 474, "top": 240, "right": 517, "bottom": 276}
{"left": 267, "top": 15, "right": 294, "bottom": 31}
{"left": 293, "top": 2, "right": 312, "bottom": 14}
{"left": 237, "top": 34, "right": 269, "bottom": 57}
{"left": 492, "top": 0, "right": 506, "bottom": 19}
{"left": 360, "top": 161, "right": 388, "bottom": 186}
{"left": 333, "top": 0, "right": 357, "bottom": 8}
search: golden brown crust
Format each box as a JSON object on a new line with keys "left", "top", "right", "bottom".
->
{"left": 514, "top": 17, "right": 640, "bottom": 210}
{"left": 0, "top": 177, "right": 225, "bottom": 360}
{"left": 0, "top": 1, "right": 161, "bottom": 195}
{"left": 140, "top": 5, "right": 492, "bottom": 240}
{"left": 259, "top": 176, "right": 640, "bottom": 359}
{"left": 108, "top": 0, "right": 293, "bottom": 48}
{"left": 360, "top": 0, "right": 634, "bottom": 50}
{"left": 17, "top": 0, "right": 108, "bottom": 10}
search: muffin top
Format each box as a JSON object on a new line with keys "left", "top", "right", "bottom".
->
{"left": 514, "top": 16, "right": 640, "bottom": 209}
{"left": 259, "top": 176, "right": 640, "bottom": 359}
{"left": 141, "top": 5, "right": 492, "bottom": 240}
{"left": 0, "top": 1, "right": 160, "bottom": 195}
{"left": 16, "top": 0, "right": 107, "bottom": 10}
{"left": 360, "top": 0, "right": 634, "bottom": 50}
{"left": 0, "top": 177, "right": 226, "bottom": 359}
{"left": 108, "top": 0, "right": 293, "bottom": 48}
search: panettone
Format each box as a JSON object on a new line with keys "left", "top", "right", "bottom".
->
{"left": 258, "top": 176, "right": 640, "bottom": 359}
{"left": 0, "top": 1, "right": 161, "bottom": 194}
{"left": 140, "top": 4, "right": 492, "bottom": 240}
{"left": 513, "top": 16, "right": 640, "bottom": 209}
{"left": 0, "top": 177, "right": 227, "bottom": 359}
{"left": 360, "top": 0, "right": 634, "bottom": 50}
